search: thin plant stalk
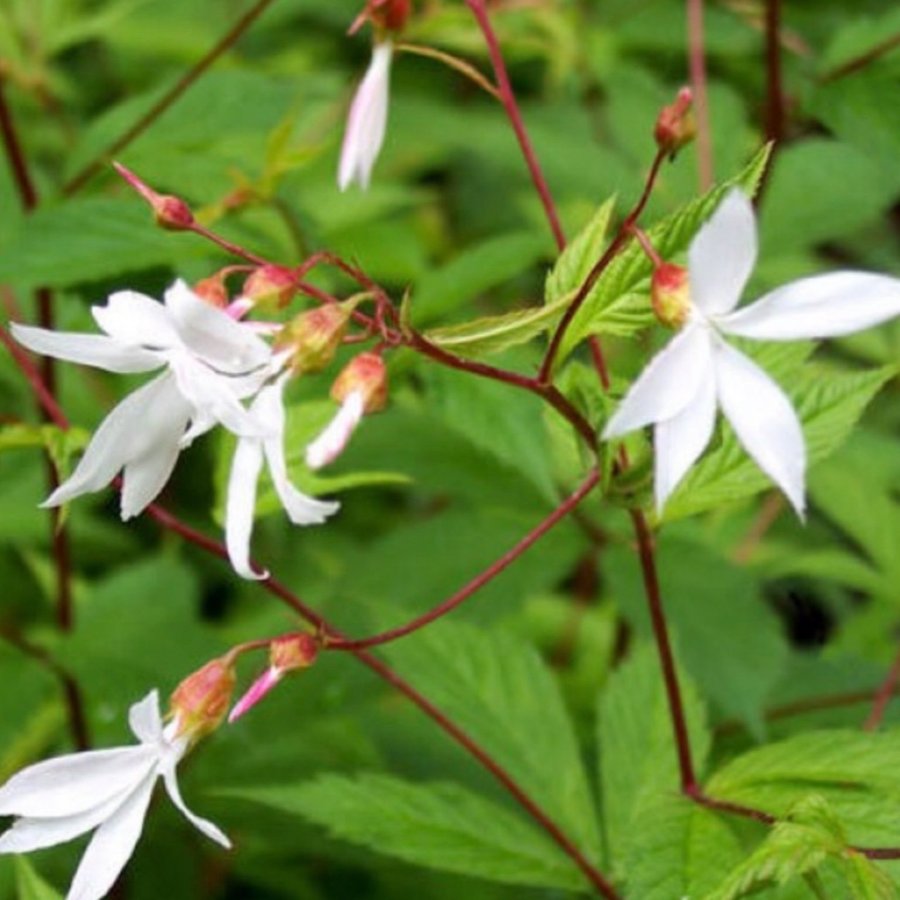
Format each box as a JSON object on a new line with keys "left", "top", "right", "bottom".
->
{"left": 686, "top": 0, "right": 714, "bottom": 189}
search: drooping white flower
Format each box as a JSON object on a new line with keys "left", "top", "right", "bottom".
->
{"left": 305, "top": 390, "right": 366, "bottom": 470}
{"left": 226, "top": 375, "right": 339, "bottom": 579}
{"left": 338, "top": 41, "right": 393, "bottom": 191}
{"left": 603, "top": 189, "right": 900, "bottom": 515}
{"left": 12, "top": 281, "right": 277, "bottom": 520}
{"left": 0, "top": 692, "right": 229, "bottom": 900}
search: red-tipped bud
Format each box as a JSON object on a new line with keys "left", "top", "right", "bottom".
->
{"left": 332, "top": 351, "right": 388, "bottom": 413}
{"left": 651, "top": 263, "right": 691, "bottom": 328}
{"left": 113, "top": 161, "right": 196, "bottom": 231}
{"left": 350, "top": 0, "right": 411, "bottom": 35}
{"left": 277, "top": 303, "right": 351, "bottom": 374}
{"left": 654, "top": 87, "right": 695, "bottom": 158}
{"left": 169, "top": 657, "right": 236, "bottom": 744}
{"left": 243, "top": 265, "right": 298, "bottom": 310}
{"left": 194, "top": 272, "right": 230, "bottom": 308}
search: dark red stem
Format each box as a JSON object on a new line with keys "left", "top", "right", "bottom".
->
{"left": 686, "top": 0, "right": 714, "bottom": 189}
{"left": 819, "top": 31, "right": 900, "bottom": 83}
{"left": 864, "top": 647, "right": 900, "bottom": 731}
{"left": 465, "top": 0, "right": 566, "bottom": 253}
{"left": 763, "top": 0, "right": 786, "bottom": 158}
{"left": 328, "top": 469, "right": 601, "bottom": 650}
{"left": 62, "top": 0, "right": 277, "bottom": 195}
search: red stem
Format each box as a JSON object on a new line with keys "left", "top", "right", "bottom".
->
{"left": 819, "top": 31, "right": 900, "bottom": 83}
{"left": 328, "top": 469, "right": 601, "bottom": 650}
{"left": 763, "top": 0, "right": 786, "bottom": 147}
{"left": 864, "top": 648, "right": 900, "bottom": 731}
{"left": 465, "top": 0, "right": 566, "bottom": 253}
{"left": 686, "top": 0, "right": 714, "bottom": 190}
{"left": 539, "top": 150, "right": 666, "bottom": 382}
{"left": 61, "top": 0, "right": 277, "bottom": 195}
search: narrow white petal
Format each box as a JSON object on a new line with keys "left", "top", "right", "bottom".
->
{"left": 92, "top": 290, "right": 180, "bottom": 349}
{"left": 654, "top": 362, "right": 718, "bottom": 512}
{"left": 225, "top": 435, "right": 267, "bottom": 580}
{"left": 159, "top": 762, "right": 231, "bottom": 849}
{"left": 66, "top": 771, "right": 157, "bottom": 900}
{"left": 11, "top": 324, "right": 160, "bottom": 374}
{"left": 717, "top": 272, "right": 900, "bottom": 340}
{"left": 256, "top": 381, "right": 340, "bottom": 524}
{"left": 338, "top": 41, "right": 393, "bottom": 190}
{"left": 602, "top": 324, "right": 713, "bottom": 439}
{"left": 0, "top": 747, "right": 156, "bottom": 818}
{"left": 44, "top": 374, "right": 186, "bottom": 511}
{"left": 305, "top": 392, "right": 365, "bottom": 471}
{"left": 128, "top": 692, "right": 163, "bottom": 745}
{"left": 164, "top": 280, "right": 272, "bottom": 374}
{"left": 689, "top": 189, "right": 757, "bottom": 316}
{"left": 715, "top": 340, "right": 806, "bottom": 516}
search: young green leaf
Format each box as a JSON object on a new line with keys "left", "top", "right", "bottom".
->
{"left": 14, "top": 857, "right": 63, "bottom": 900}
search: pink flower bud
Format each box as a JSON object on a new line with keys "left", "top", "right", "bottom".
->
{"left": 277, "top": 304, "right": 351, "bottom": 374}
{"left": 113, "top": 161, "right": 196, "bottom": 231}
{"left": 243, "top": 265, "right": 298, "bottom": 310}
{"left": 652, "top": 263, "right": 691, "bottom": 328}
{"left": 169, "top": 657, "right": 236, "bottom": 744}
{"left": 654, "top": 87, "right": 695, "bottom": 158}
{"left": 332, "top": 351, "right": 388, "bottom": 413}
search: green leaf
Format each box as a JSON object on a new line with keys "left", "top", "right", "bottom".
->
{"left": 597, "top": 643, "right": 712, "bottom": 868}
{"left": 0, "top": 424, "right": 90, "bottom": 483}
{"left": 226, "top": 774, "right": 588, "bottom": 891}
{"left": 558, "top": 144, "right": 771, "bottom": 361}
{"left": 14, "top": 858, "right": 63, "bottom": 900}
{"left": 661, "top": 360, "right": 896, "bottom": 521}
{"left": 384, "top": 621, "right": 604, "bottom": 863}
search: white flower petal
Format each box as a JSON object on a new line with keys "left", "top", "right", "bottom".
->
{"left": 715, "top": 340, "right": 806, "bottom": 516}
{"left": 11, "top": 324, "right": 160, "bottom": 374}
{"left": 305, "top": 392, "right": 365, "bottom": 471}
{"left": 689, "top": 189, "right": 757, "bottom": 316}
{"left": 225, "top": 435, "right": 267, "bottom": 580}
{"left": 92, "top": 290, "right": 180, "bottom": 349}
{"left": 717, "top": 271, "right": 900, "bottom": 340}
{"left": 338, "top": 41, "right": 393, "bottom": 191}
{"left": 66, "top": 770, "right": 157, "bottom": 900}
{"left": 159, "top": 761, "right": 231, "bottom": 849}
{"left": 602, "top": 324, "right": 713, "bottom": 439}
{"left": 654, "top": 363, "right": 718, "bottom": 512}
{"left": 128, "top": 692, "right": 163, "bottom": 745}
{"left": 256, "top": 381, "right": 340, "bottom": 524}
{"left": 0, "top": 747, "right": 156, "bottom": 819}
{"left": 164, "top": 280, "right": 272, "bottom": 374}
{"left": 44, "top": 374, "right": 186, "bottom": 510}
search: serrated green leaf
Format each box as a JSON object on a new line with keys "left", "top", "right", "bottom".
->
{"left": 545, "top": 198, "right": 616, "bottom": 303}
{"left": 14, "top": 857, "right": 62, "bottom": 900}
{"left": 384, "top": 621, "right": 604, "bottom": 864}
{"left": 557, "top": 144, "right": 771, "bottom": 360}
{"left": 661, "top": 362, "right": 896, "bottom": 521}
{"left": 225, "top": 774, "right": 588, "bottom": 891}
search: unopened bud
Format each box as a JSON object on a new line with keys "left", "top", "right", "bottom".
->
{"left": 243, "top": 265, "right": 298, "bottom": 310}
{"left": 194, "top": 272, "right": 230, "bottom": 308}
{"left": 277, "top": 304, "right": 351, "bottom": 374}
{"left": 332, "top": 351, "right": 388, "bottom": 413}
{"left": 651, "top": 263, "right": 691, "bottom": 328}
{"left": 113, "top": 161, "right": 196, "bottom": 231}
{"left": 169, "top": 657, "right": 236, "bottom": 744}
{"left": 654, "top": 87, "right": 695, "bottom": 158}
{"left": 350, "top": 0, "right": 411, "bottom": 35}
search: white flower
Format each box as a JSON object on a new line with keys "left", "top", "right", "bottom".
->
{"left": 0, "top": 692, "right": 229, "bottom": 900}
{"left": 226, "top": 375, "right": 339, "bottom": 579}
{"left": 12, "top": 281, "right": 277, "bottom": 520}
{"left": 603, "top": 189, "right": 900, "bottom": 515}
{"left": 305, "top": 390, "right": 366, "bottom": 470}
{"left": 338, "top": 41, "right": 393, "bottom": 191}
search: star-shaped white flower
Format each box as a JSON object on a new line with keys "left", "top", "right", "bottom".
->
{"left": 12, "top": 281, "right": 277, "bottom": 520}
{"left": 0, "top": 692, "right": 229, "bottom": 900}
{"left": 338, "top": 40, "right": 393, "bottom": 191}
{"left": 603, "top": 189, "right": 900, "bottom": 515}
{"left": 226, "top": 375, "right": 340, "bottom": 579}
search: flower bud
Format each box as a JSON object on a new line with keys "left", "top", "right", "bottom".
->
{"left": 654, "top": 87, "right": 695, "bottom": 158}
{"left": 193, "top": 272, "right": 230, "bottom": 308}
{"left": 350, "top": 0, "right": 411, "bottom": 36}
{"left": 651, "top": 263, "right": 691, "bottom": 328}
{"left": 277, "top": 303, "right": 351, "bottom": 374}
{"left": 113, "top": 161, "right": 196, "bottom": 231}
{"left": 243, "top": 265, "right": 298, "bottom": 310}
{"left": 331, "top": 351, "right": 388, "bottom": 413}
{"left": 169, "top": 657, "right": 236, "bottom": 744}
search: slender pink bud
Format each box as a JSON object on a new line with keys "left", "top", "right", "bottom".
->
{"left": 243, "top": 265, "right": 298, "bottom": 310}
{"left": 654, "top": 87, "right": 695, "bottom": 158}
{"left": 113, "top": 161, "right": 196, "bottom": 231}
{"left": 652, "top": 263, "right": 691, "bottom": 328}
{"left": 169, "top": 657, "right": 236, "bottom": 743}
{"left": 277, "top": 304, "right": 351, "bottom": 374}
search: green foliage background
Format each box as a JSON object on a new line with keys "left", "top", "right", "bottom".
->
{"left": 1, "top": 0, "right": 899, "bottom": 897}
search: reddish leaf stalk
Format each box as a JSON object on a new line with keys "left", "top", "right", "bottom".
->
{"left": 62, "top": 0, "right": 278, "bottom": 195}
{"left": 819, "top": 31, "right": 900, "bottom": 83}
{"left": 327, "top": 468, "right": 601, "bottom": 650}
{"left": 763, "top": 0, "right": 786, "bottom": 147}
{"left": 464, "top": 0, "right": 567, "bottom": 253}
{"left": 686, "top": 0, "right": 714, "bottom": 189}
{"left": 864, "top": 648, "right": 900, "bottom": 732}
